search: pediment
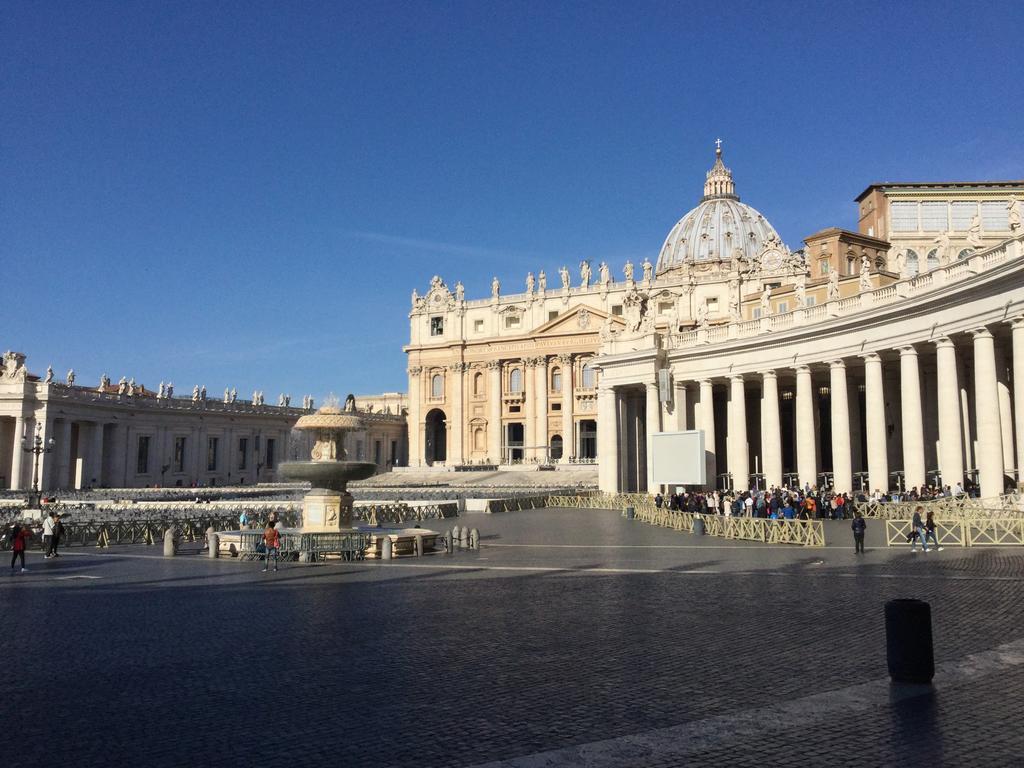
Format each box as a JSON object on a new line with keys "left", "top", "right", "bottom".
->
{"left": 533, "top": 306, "right": 624, "bottom": 337}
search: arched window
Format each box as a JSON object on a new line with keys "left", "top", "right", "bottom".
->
{"left": 551, "top": 368, "right": 562, "bottom": 393}
{"left": 431, "top": 373, "right": 444, "bottom": 399}
{"left": 905, "top": 249, "right": 919, "bottom": 277}
{"left": 509, "top": 368, "right": 523, "bottom": 393}
{"left": 550, "top": 434, "right": 563, "bottom": 460}
{"left": 473, "top": 372, "right": 484, "bottom": 396}
{"left": 581, "top": 363, "right": 595, "bottom": 389}
{"left": 926, "top": 249, "right": 940, "bottom": 272}
{"left": 957, "top": 248, "right": 973, "bottom": 261}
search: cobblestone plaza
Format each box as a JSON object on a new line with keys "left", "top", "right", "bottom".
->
{"left": 7, "top": 508, "right": 1024, "bottom": 767}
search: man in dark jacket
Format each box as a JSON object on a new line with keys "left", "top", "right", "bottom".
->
{"left": 851, "top": 511, "right": 867, "bottom": 553}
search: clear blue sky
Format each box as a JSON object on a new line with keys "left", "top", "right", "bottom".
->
{"left": 3, "top": 1, "right": 1021, "bottom": 401}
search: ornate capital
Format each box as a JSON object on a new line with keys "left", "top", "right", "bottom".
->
{"left": 486, "top": 360, "right": 501, "bottom": 371}
{"left": 1009, "top": 317, "right": 1024, "bottom": 331}
{"left": 556, "top": 353, "right": 573, "bottom": 366}
{"left": 971, "top": 326, "right": 993, "bottom": 339}
{"left": 860, "top": 352, "right": 882, "bottom": 364}
{"left": 828, "top": 359, "right": 846, "bottom": 370}
{"left": 933, "top": 336, "right": 955, "bottom": 349}
{"left": 761, "top": 370, "right": 778, "bottom": 380}
{"left": 728, "top": 374, "right": 744, "bottom": 383}
{"left": 794, "top": 364, "right": 811, "bottom": 375}
{"left": 449, "top": 362, "right": 468, "bottom": 373}
{"left": 897, "top": 345, "right": 918, "bottom": 357}
{"left": 407, "top": 366, "right": 423, "bottom": 376}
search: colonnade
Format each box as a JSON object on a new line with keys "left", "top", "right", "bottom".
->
{"left": 601, "top": 319, "right": 1022, "bottom": 498}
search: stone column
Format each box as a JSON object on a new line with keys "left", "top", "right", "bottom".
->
{"left": 795, "top": 365, "right": 817, "bottom": 488}
{"left": 899, "top": 345, "right": 926, "bottom": 491}
{"left": 487, "top": 362, "right": 503, "bottom": 463}
{"left": 450, "top": 362, "right": 465, "bottom": 465}
{"left": 829, "top": 360, "right": 852, "bottom": 494}
{"left": 973, "top": 327, "right": 1005, "bottom": 497}
{"left": 407, "top": 366, "right": 422, "bottom": 466}
{"left": 524, "top": 359, "right": 536, "bottom": 462}
{"left": 760, "top": 371, "right": 782, "bottom": 489}
{"left": 10, "top": 416, "right": 25, "bottom": 490}
{"left": 674, "top": 381, "right": 688, "bottom": 431}
{"left": 1013, "top": 318, "right": 1024, "bottom": 485}
{"left": 89, "top": 421, "right": 105, "bottom": 488}
{"left": 995, "top": 340, "right": 1015, "bottom": 476}
{"left": 698, "top": 379, "right": 716, "bottom": 488}
{"left": 597, "top": 385, "right": 618, "bottom": 492}
{"left": 559, "top": 354, "right": 574, "bottom": 463}
{"left": 110, "top": 423, "right": 128, "bottom": 488}
{"left": 645, "top": 381, "right": 661, "bottom": 491}
{"left": 536, "top": 357, "right": 549, "bottom": 462}
{"left": 727, "top": 375, "right": 748, "bottom": 490}
{"left": 38, "top": 417, "right": 56, "bottom": 491}
{"left": 934, "top": 337, "right": 964, "bottom": 489}
{"left": 863, "top": 353, "right": 889, "bottom": 493}
{"left": 57, "top": 419, "right": 72, "bottom": 490}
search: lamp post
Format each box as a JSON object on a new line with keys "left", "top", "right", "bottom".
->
{"left": 22, "top": 423, "right": 55, "bottom": 509}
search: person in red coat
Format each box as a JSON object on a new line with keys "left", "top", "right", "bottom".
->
{"left": 8, "top": 523, "right": 32, "bottom": 573}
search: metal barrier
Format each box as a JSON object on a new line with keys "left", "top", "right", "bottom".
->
{"left": 355, "top": 502, "right": 458, "bottom": 525}
{"left": 863, "top": 493, "right": 1024, "bottom": 520}
{"left": 561, "top": 495, "right": 825, "bottom": 546}
{"left": 885, "top": 518, "right": 1024, "bottom": 547}
{"left": 238, "top": 530, "right": 372, "bottom": 561}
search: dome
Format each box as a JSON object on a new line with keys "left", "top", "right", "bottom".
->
{"left": 656, "top": 144, "right": 784, "bottom": 274}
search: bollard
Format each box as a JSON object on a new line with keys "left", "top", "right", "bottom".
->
{"left": 414, "top": 533, "right": 425, "bottom": 557}
{"left": 469, "top": 528, "right": 480, "bottom": 550}
{"left": 207, "top": 530, "right": 219, "bottom": 559}
{"left": 459, "top": 526, "right": 469, "bottom": 549}
{"left": 381, "top": 536, "right": 393, "bottom": 561}
{"left": 446, "top": 530, "right": 455, "bottom": 554}
{"left": 452, "top": 525, "right": 462, "bottom": 544}
{"left": 163, "top": 528, "right": 177, "bottom": 557}
{"left": 885, "top": 599, "right": 935, "bottom": 684}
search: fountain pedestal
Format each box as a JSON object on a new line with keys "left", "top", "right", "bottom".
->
{"left": 301, "top": 488, "right": 353, "bottom": 530}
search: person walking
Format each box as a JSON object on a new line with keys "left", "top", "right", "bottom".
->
{"left": 42, "top": 512, "right": 55, "bottom": 558}
{"left": 262, "top": 523, "right": 280, "bottom": 573}
{"left": 911, "top": 506, "right": 927, "bottom": 553}
{"left": 924, "top": 510, "right": 943, "bottom": 552}
{"left": 9, "top": 523, "right": 31, "bottom": 573}
{"left": 852, "top": 511, "right": 867, "bottom": 554}
{"left": 51, "top": 514, "right": 64, "bottom": 557}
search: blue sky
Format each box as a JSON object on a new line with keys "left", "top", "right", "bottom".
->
{"left": 3, "top": 1, "right": 1021, "bottom": 401}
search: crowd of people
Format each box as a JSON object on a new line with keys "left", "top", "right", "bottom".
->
{"left": 653, "top": 482, "right": 965, "bottom": 521}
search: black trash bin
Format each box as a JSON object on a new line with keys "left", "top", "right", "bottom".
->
{"left": 693, "top": 517, "right": 706, "bottom": 535}
{"left": 625, "top": 506, "right": 635, "bottom": 519}
{"left": 885, "top": 599, "right": 934, "bottom": 684}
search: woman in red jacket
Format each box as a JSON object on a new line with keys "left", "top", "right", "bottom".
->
{"left": 9, "top": 523, "right": 32, "bottom": 573}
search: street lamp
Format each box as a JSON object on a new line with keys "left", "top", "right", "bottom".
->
{"left": 22, "top": 423, "right": 55, "bottom": 509}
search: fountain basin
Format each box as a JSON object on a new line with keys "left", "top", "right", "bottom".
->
{"left": 278, "top": 460, "right": 377, "bottom": 492}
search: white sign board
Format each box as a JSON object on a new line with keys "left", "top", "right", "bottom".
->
{"left": 650, "top": 430, "right": 707, "bottom": 486}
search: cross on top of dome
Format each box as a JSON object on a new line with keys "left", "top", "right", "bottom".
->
{"left": 703, "top": 139, "right": 738, "bottom": 202}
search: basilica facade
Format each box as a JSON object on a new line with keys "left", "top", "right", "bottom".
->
{"left": 405, "top": 146, "right": 1024, "bottom": 498}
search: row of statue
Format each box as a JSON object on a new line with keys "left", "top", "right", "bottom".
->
{"left": 487, "top": 258, "right": 657, "bottom": 299}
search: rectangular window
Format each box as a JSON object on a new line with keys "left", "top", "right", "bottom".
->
{"left": 238, "top": 438, "right": 248, "bottom": 470}
{"left": 474, "top": 319, "right": 484, "bottom": 333}
{"left": 374, "top": 441, "right": 382, "bottom": 465}
{"left": 706, "top": 298, "right": 719, "bottom": 311}
{"left": 504, "top": 315, "right": 521, "bottom": 329}
{"left": 548, "top": 310, "right": 559, "bottom": 321}
{"left": 658, "top": 301, "right": 673, "bottom": 314}
{"left": 552, "top": 402, "right": 561, "bottom": 412}
{"left": 266, "top": 438, "right": 276, "bottom": 469}
{"left": 777, "top": 302, "right": 788, "bottom": 314}
{"left": 951, "top": 201, "right": 977, "bottom": 230}
{"left": 819, "top": 260, "right": 830, "bottom": 274}
{"left": 920, "top": 201, "right": 948, "bottom": 231}
{"left": 806, "top": 296, "right": 816, "bottom": 307}
{"left": 207, "top": 437, "right": 219, "bottom": 471}
{"left": 174, "top": 437, "right": 186, "bottom": 473}
{"left": 753, "top": 308, "right": 762, "bottom": 319}
{"left": 981, "top": 200, "right": 1008, "bottom": 231}
{"left": 611, "top": 305, "right": 623, "bottom": 316}
{"left": 136, "top": 436, "right": 150, "bottom": 475}
{"left": 430, "top": 316, "right": 444, "bottom": 336}
{"left": 890, "top": 201, "right": 918, "bottom": 232}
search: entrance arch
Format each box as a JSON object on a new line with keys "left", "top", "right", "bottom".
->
{"left": 424, "top": 409, "right": 447, "bottom": 465}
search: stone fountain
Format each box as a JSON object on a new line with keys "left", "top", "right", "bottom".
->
{"left": 278, "top": 394, "right": 377, "bottom": 530}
